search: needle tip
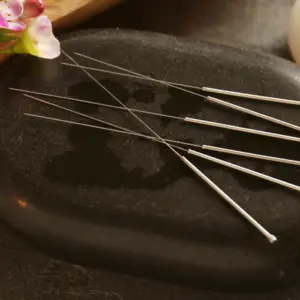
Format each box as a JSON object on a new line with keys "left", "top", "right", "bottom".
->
{"left": 268, "top": 235, "right": 277, "bottom": 243}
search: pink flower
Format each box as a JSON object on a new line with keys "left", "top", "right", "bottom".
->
{"left": 12, "top": 15, "right": 60, "bottom": 59}
{"left": 22, "top": 0, "right": 44, "bottom": 18}
{"left": 0, "top": 0, "right": 60, "bottom": 59}
{"left": 0, "top": 0, "right": 25, "bottom": 32}
{"left": 0, "top": 0, "right": 44, "bottom": 32}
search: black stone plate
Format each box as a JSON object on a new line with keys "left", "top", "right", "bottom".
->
{"left": 1, "top": 29, "right": 300, "bottom": 294}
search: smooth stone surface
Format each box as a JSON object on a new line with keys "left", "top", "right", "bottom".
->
{"left": 1, "top": 30, "right": 300, "bottom": 294}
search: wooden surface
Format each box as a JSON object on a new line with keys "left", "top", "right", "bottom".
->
{"left": 289, "top": 0, "right": 300, "bottom": 64}
{"left": 45, "top": 0, "right": 119, "bottom": 29}
{"left": 0, "top": 0, "right": 119, "bottom": 64}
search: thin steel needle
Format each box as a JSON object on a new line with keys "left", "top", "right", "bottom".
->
{"left": 10, "top": 88, "right": 300, "bottom": 144}
{"left": 23, "top": 112, "right": 276, "bottom": 243}
{"left": 63, "top": 61, "right": 300, "bottom": 107}
{"left": 63, "top": 59, "right": 300, "bottom": 133}
{"left": 189, "top": 149, "right": 300, "bottom": 194}
{"left": 62, "top": 50, "right": 181, "bottom": 158}
{"left": 22, "top": 111, "right": 201, "bottom": 150}
{"left": 69, "top": 54, "right": 204, "bottom": 101}
{"left": 203, "top": 145, "right": 300, "bottom": 167}
{"left": 202, "top": 87, "right": 300, "bottom": 106}
{"left": 185, "top": 117, "right": 300, "bottom": 143}
{"left": 23, "top": 113, "right": 187, "bottom": 151}
{"left": 182, "top": 156, "right": 276, "bottom": 244}
{"left": 206, "top": 96, "right": 300, "bottom": 133}
{"left": 9, "top": 87, "right": 182, "bottom": 121}
{"left": 24, "top": 111, "right": 300, "bottom": 168}
{"left": 22, "top": 94, "right": 138, "bottom": 136}
{"left": 64, "top": 50, "right": 276, "bottom": 243}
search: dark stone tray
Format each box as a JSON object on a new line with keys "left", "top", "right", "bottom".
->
{"left": 1, "top": 29, "right": 300, "bottom": 299}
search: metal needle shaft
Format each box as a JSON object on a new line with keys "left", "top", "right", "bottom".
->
{"left": 185, "top": 117, "right": 300, "bottom": 143}
{"left": 62, "top": 50, "right": 182, "bottom": 159}
{"left": 182, "top": 156, "right": 277, "bottom": 243}
{"left": 206, "top": 96, "right": 300, "bottom": 133}
{"left": 62, "top": 59, "right": 300, "bottom": 133}
{"left": 58, "top": 50, "right": 277, "bottom": 242}
{"left": 24, "top": 106, "right": 300, "bottom": 167}
{"left": 189, "top": 149, "right": 300, "bottom": 194}
{"left": 202, "top": 87, "right": 300, "bottom": 106}
{"left": 63, "top": 61, "right": 300, "bottom": 106}
{"left": 23, "top": 112, "right": 195, "bottom": 150}
{"left": 9, "top": 87, "right": 182, "bottom": 121}
{"left": 203, "top": 145, "right": 300, "bottom": 167}
{"left": 22, "top": 94, "right": 137, "bottom": 136}
{"left": 25, "top": 111, "right": 275, "bottom": 242}
{"left": 11, "top": 88, "right": 300, "bottom": 144}
{"left": 24, "top": 109, "right": 300, "bottom": 167}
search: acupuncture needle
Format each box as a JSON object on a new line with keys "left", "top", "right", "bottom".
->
{"left": 63, "top": 59, "right": 300, "bottom": 106}
{"left": 11, "top": 88, "right": 300, "bottom": 144}
{"left": 24, "top": 109, "right": 277, "bottom": 243}
{"left": 59, "top": 50, "right": 278, "bottom": 243}
{"left": 24, "top": 108, "right": 300, "bottom": 196}
{"left": 188, "top": 149, "right": 300, "bottom": 195}
{"left": 24, "top": 110, "right": 300, "bottom": 168}
{"left": 62, "top": 59, "right": 300, "bottom": 133}
{"left": 22, "top": 94, "right": 203, "bottom": 150}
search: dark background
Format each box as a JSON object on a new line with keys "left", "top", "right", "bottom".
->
{"left": 85, "top": 0, "right": 295, "bottom": 59}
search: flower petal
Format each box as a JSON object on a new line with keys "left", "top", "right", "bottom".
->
{"left": 28, "top": 14, "right": 51, "bottom": 39}
{"left": 8, "top": 20, "right": 25, "bottom": 31}
{"left": 8, "top": 0, "right": 24, "bottom": 18}
{"left": 35, "top": 36, "right": 60, "bottom": 59}
{"left": 22, "top": 0, "right": 44, "bottom": 18}
{"left": 12, "top": 15, "right": 60, "bottom": 59}
{"left": 0, "top": 0, "right": 24, "bottom": 21}
{"left": 0, "top": 12, "right": 25, "bottom": 32}
{"left": 0, "top": 12, "right": 9, "bottom": 29}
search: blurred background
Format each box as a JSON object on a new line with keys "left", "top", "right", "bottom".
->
{"left": 81, "top": 0, "right": 296, "bottom": 60}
